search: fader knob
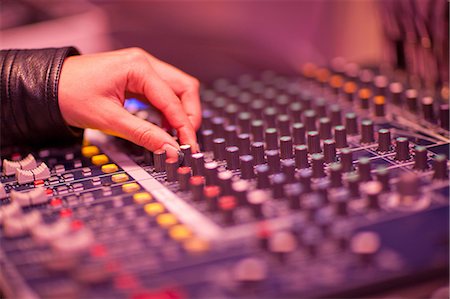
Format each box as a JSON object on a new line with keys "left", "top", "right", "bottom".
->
{"left": 340, "top": 148, "right": 353, "bottom": 172}
{"left": 303, "top": 110, "right": 317, "bottom": 132}
{"left": 395, "top": 137, "right": 410, "bottom": 161}
{"left": 177, "top": 167, "right": 192, "bottom": 191}
{"left": 319, "top": 117, "right": 332, "bottom": 140}
{"left": 281, "top": 160, "right": 296, "bottom": 183}
{"left": 251, "top": 120, "right": 264, "bottom": 142}
{"left": 238, "top": 134, "right": 251, "bottom": 156}
{"left": 180, "top": 144, "right": 193, "bottom": 167}
{"left": 204, "top": 162, "right": 219, "bottom": 186}
{"left": 329, "top": 163, "right": 343, "bottom": 188}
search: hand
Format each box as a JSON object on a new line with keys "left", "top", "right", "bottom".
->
{"left": 58, "top": 47, "right": 201, "bottom": 158}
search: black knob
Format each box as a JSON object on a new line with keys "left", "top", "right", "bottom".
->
{"left": 439, "top": 104, "right": 449, "bottom": 130}
{"left": 329, "top": 104, "right": 342, "bottom": 126}
{"left": 389, "top": 82, "right": 403, "bottom": 105}
{"left": 180, "top": 144, "right": 193, "bottom": 167}
{"left": 250, "top": 100, "right": 265, "bottom": 119}
{"left": 238, "top": 112, "right": 251, "bottom": 134}
{"left": 266, "top": 150, "right": 281, "bottom": 174}
{"left": 334, "top": 126, "right": 348, "bottom": 148}
{"left": 292, "top": 123, "right": 306, "bottom": 145}
{"left": 272, "top": 173, "right": 286, "bottom": 199}
{"left": 201, "top": 129, "right": 214, "bottom": 151}
{"left": 177, "top": 166, "right": 192, "bottom": 191}
{"left": 311, "top": 153, "right": 325, "bottom": 178}
{"left": 281, "top": 159, "right": 296, "bottom": 183}
{"left": 247, "top": 190, "right": 269, "bottom": 218}
{"left": 263, "top": 107, "right": 277, "bottom": 128}
{"left": 232, "top": 180, "right": 249, "bottom": 205}
{"left": 213, "top": 138, "right": 226, "bottom": 160}
{"left": 329, "top": 163, "right": 343, "bottom": 188}
{"left": 377, "top": 129, "right": 391, "bottom": 152}
{"left": 405, "top": 89, "right": 418, "bottom": 112}
{"left": 192, "top": 153, "right": 206, "bottom": 176}
{"left": 240, "top": 155, "right": 255, "bottom": 179}
{"left": 251, "top": 120, "right": 265, "bottom": 142}
{"left": 360, "top": 120, "right": 375, "bottom": 143}
{"left": 395, "top": 137, "right": 410, "bottom": 161}
{"left": 323, "top": 139, "right": 336, "bottom": 163}
{"left": 347, "top": 173, "right": 360, "bottom": 198}
{"left": 165, "top": 158, "right": 179, "bottom": 182}
{"left": 226, "top": 146, "right": 240, "bottom": 170}
{"left": 204, "top": 161, "right": 219, "bottom": 186}
{"left": 285, "top": 183, "right": 303, "bottom": 210}
{"left": 375, "top": 166, "right": 390, "bottom": 192}
{"left": 211, "top": 117, "right": 225, "bottom": 138}
{"left": 340, "top": 148, "right": 353, "bottom": 172}
{"left": 303, "top": 109, "right": 317, "bottom": 132}
{"left": 238, "top": 134, "right": 251, "bottom": 156}
{"left": 225, "top": 104, "right": 239, "bottom": 125}
{"left": 288, "top": 102, "right": 303, "bottom": 123}
{"left": 307, "top": 131, "right": 321, "bottom": 154}
{"left": 265, "top": 128, "right": 279, "bottom": 150}
{"left": 433, "top": 155, "right": 448, "bottom": 180}
{"left": 421, "top": 97, "right": 434, "bottom": 121}
{"left": 294, "top": 145, "right": 309, "bottom": 169}
{"left": 280, "top": 136, "right": 293, "bottom": 159}
{"left": 153, "top": 149, "right": 166, "bottom": 172}
{"left": 345, "top": 113, "right": 358, "bottom": 135}
{"left": 224, "top": 125, "right": 238, "bottom": 147}
{"left": 357, "top": 157, "right": 372, "bottom": 182}
{"left": 256, "top": 164, "right": 271, "bottom": 189}
{"left": 319, "top": 117, "right": 332, "bottom": 140}
{"left": 277, "top": 114, "right": 291, "bottom": 137}
{"left": 251, "top": 142, "right": 266, "bottom": 165}
{"left": 358, "top": 88, "right": 371, "bottom": 109}
{"left": 218, "top": 171, "right": 233, "bottom": 195}
{"left": 413, "top": 146, "right": 429, "bottom": 171}
{"left": 314, "top": 98, "right": 327, "bottom": 118}
{"left": 298, "top": 169, "right": 313, "bottom": 193}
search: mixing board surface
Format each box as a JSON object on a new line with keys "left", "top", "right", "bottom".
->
{"left": 0, "top": 66, "right": 449, "bottom": 299}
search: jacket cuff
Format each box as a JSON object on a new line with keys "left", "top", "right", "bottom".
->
{"left": 1, "top": 47, "right": 83, "bottom": 147}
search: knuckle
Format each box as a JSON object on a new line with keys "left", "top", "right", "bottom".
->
{"left": 124, "top": 47, "right": 147, "bottom": 63}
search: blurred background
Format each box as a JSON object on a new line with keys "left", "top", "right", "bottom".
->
{"left": 1, "top": 0, "right": 448, "bottom": 86}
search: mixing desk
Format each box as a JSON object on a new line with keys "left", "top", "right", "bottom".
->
{"left": 0, "top": 64, "right": 448, "bottom": 299}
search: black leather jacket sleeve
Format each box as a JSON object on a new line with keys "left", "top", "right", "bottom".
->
{"left": 1, "top": 47, "right": 83, "bottom": 149}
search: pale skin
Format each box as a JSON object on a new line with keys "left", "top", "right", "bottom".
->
{"left": 58, "top": 47, "right": 201, "bottom": 158}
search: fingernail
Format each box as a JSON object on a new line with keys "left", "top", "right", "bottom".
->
{"left": 162, "top": 144, "right": 180, "bottom": 158}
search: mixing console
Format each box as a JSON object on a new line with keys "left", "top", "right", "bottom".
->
{"left": 0, "top": 64, "right": 449, "bottom": 299}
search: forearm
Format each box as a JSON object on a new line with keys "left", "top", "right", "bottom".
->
{"left": 0, "top": 47, "right": 83, "bottom": 148}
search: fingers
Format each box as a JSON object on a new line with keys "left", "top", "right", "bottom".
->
{"left": 124, "top": 51, "right": 198, "bottom": 150}
{"left": 101, "top": 104, "right": 181, "bottom": 158}
{"left": 146, "top": 58, "right": 202, "bottom": 130}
